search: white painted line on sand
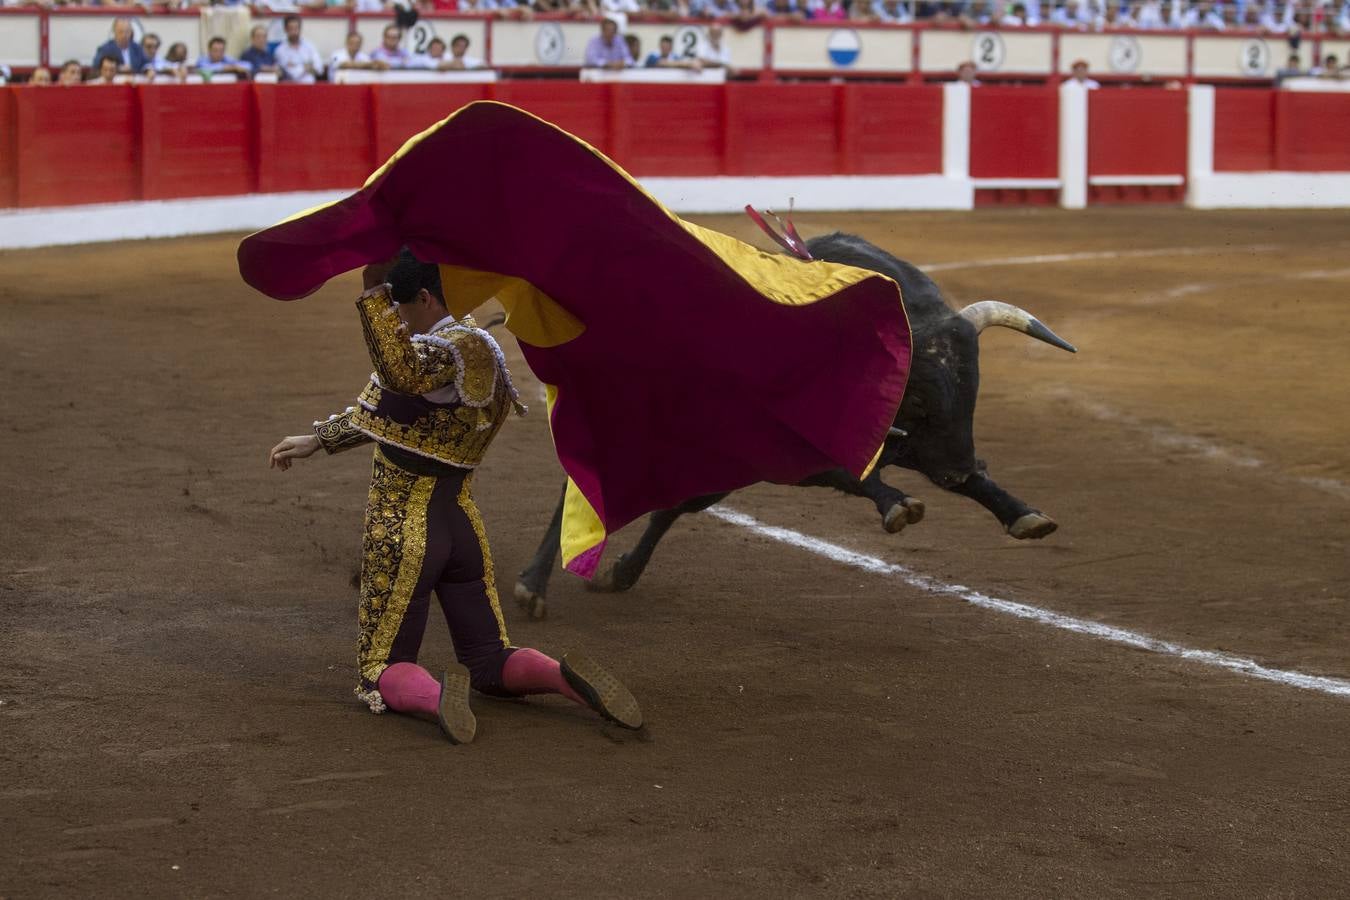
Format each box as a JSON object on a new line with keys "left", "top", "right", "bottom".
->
{"left": 709, "top": 506, "right": 1350, "bottom": 699}
{"left": 1058, "top": 394, "right": 1350, "bottom": 500}
{"left": 919, "top": 244, "right": 1282, "bottom": 273}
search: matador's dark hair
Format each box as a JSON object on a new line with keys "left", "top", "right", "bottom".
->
{"left": 387, "top": 247, "right": 445, "bottom": 306}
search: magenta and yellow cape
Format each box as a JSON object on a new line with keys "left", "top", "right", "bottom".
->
{"left": 238, "top": 101, "right": 911, "bottom": 578}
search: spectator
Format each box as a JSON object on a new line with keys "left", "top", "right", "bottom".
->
{"left": 90, "top": 55, "right": 120, "bottom": 84}
{"left": 93, "top": 17, "right": 146, "bottom": 73}
{"left": 477, "top": 0, "right": 534, "bottom": 15}
{"left": 1000, "top": 1, "right": 1027, "bottom": 25}
{"left": 1322, "top": 53, "right": 1343, "bottom": 78}
{"left": 1182, "top": 0, "right": 1226, "bottom": 29}
{"left": 956, "top": 59, "right": 982, "bottom": 85}
{"left": 1134, "top": 0, "right": 1166, "bottom": 28}
{"left": 274, "top": 14, "right": 325, "bottom": 82}
{"left": 197, "top": 36, "right": 251, "bottom": 78}
{"left": 241, "top": 25, "right": 279, "bottom": 77}
{"left": 699, "top": 24, "right": 733, "bottom": 68}
{"left": 690, "top": 0, "right": 738, "bottom": 15}
{"left": 414, "top": 36, "right": 450, "bottom": 69}
{"left": 648, "top": 0, "right": 693, "bottom": 15}
{"left": 1104, "top": 1, "right": 1137, "bottom": 28}
{"left": 444, "top": 34, "right": 486, "bottom": 69}
{"left": 645, "top": 34, "right": 702, "bottom": 68}
{"left": 58, "top": 60, "right": 83, "bottom": 87}
{"left": 1261, "top": 2, "right": 1295, "bottom": 33}
{"left": 140, "top": 32, "right": 164, "bottom": 75}
{"left": 1067, "top": 58, "right": 1101, "bottom": 87}
{"left": 160, "top": 43, "right": 191, "bottom": 81}
{"left": 331, "top": 32, "right": 376, "bottom": 70}
{"left": 29, "top": 66, "right": 53, "bottom": 86}
{"left": 731, "top": 0, "right": 767, "bottom": 28}
{"left": 584, "top": 17, "right": 633, "bottom": 69}
{"left": 600, "top": 0, "right": 642, "bottom": 30}
{"left": 912, "top": 1, "right": 952, "bottom": 20}
{"left": 371, "top": 24, "right": 414, "bottom": 68}
{"left": 806, "top": 0, "right": 849, "bottom": 19}
{"left": 1275, "top": 51, "right": 1302, "bottom": 83}
{"left": 625, "top": 33, "right": 643, "bottom": 64}
{"left": 872, "top": 0, "right": 913, "bottom": 23}
{"left": 762, "top": 0, "right": 805, "bottom": 20}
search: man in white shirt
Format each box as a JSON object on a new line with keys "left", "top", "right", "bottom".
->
{"left": 1068, "top": 58, "right": 1101, "bottom": 88}
{"left": 1181, "top": 0, "right": 1226, "bottom": 29}
{"left": 443, "top": 34, "right": 485, "bottom": 70}
{"left": 331, "top": 31, "right": 376, "bottom": 70}
{"left": 698, "top": 24, "right": 733, "bottom": 68}
{"left": 273, "top": 14, "right": 325, "bottom": 83}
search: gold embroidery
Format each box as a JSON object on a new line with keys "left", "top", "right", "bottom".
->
{"left": 452, "top": 331, "right": 498, "bottom": 407}
{"left": 348, "top": 391, "right": 511, "bottom": 470}
{"left": 357, "top": 290, "right": 459, "bottom": 395}
{"left": 357, "top": 448, "right": 436, "bottom": 689}
{"left": 314, "top": 409, "right": 372, "bottom": 454}
{"left": 457, "top": 475, "right": 511, "bottom": 648}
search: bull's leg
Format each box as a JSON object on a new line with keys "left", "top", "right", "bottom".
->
{"left": 797, "top": 468, "right": 925, "bottom": 534}
{"left": 513, "top": 482, "right": 567, "bottom": 620}
{"left": 589, "top": 492, "right": 730, "bottom": 594}
{"left": 948, "top": 472, "right": 1057, "bottom": 539}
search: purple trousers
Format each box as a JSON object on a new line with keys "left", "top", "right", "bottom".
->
{"left": 356, "top": 447, "right": 514, "bottom": 695}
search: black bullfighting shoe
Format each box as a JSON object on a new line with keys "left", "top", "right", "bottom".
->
{"left": 438, "top": 663, "right": 477, "bottom": 745}
{"left": 560, "top": 652, "right": 643, "bottom": 730}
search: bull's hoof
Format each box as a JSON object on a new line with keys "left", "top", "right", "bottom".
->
{"left": 882, "top": 498, "right": 925, "bottom": 534}
{"left": 1008, "top": 513, "right": 1057, "bottom": 540}
{"left": 586, "top": 560, "right": 637, "bottom": 594}
{"left": 513, "top": 581, "right": 548, "bottom": 620}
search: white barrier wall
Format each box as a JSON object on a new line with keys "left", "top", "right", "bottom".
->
{"left": 772, "top": 25, "right": 910, "bottom": 72}
{"left": 1057, "top": 33, "right": 1187, "bottom": 79}
{"left": 0, "top": 14, "right": 39, "bottom": 69}
{"left": 919, "top": 29, "right": 1053, "bottom": 74}
{"left": 1192, "top": 34, "right": 1278, "bottom": 79}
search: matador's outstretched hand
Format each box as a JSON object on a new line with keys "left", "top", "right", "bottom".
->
{"left": 269, "top": 434, "right": 321, "bottom": 471}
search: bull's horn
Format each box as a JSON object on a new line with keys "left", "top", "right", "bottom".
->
{"left": 958, "top": 301, "right": 1077, "bottom": 353}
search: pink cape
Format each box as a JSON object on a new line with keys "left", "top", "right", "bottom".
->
{"left": 238, "top": 101, "right": 910, "bottom": 576}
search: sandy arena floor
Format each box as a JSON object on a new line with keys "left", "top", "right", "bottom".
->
{"left": 2, "top": 208, "right": 1348, "bottom": 897}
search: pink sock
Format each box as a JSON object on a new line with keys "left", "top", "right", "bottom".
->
{"left": 501, "top": 648, "right": 585, "bottom": 706}
{"left": 377, "top": 662, "right": 441, "bottom": 717}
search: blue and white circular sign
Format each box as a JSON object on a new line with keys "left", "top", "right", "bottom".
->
{"left": 826, "top": 29, "right": 861, "bottom": 68}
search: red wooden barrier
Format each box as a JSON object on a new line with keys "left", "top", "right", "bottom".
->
{"left": 1214, "top": 88, "right": 1275, "bottom": 172}
{"left": 1088, "top": 88, "right": 1186, "bottom": 177}
{"left": 0, "top": 90, "right": 15, "bottom": 208}
{"left": 13, "top": 85, "right": 139, "bottom": 207}
{"left": 839, "top": 84, "right": 943, "bottom": 176}
{"left": 969, "top": 87, "right": 1058, "bottom": 179}
{"left": 255, "top": 84, "right": 374, "bottom": 194}
{"left": 1273, "top": 91, "right": 1350, "bottom": 172}
{"left": 724, "top": 83, "right": 839, "bottom": 176}
{"left": 491, "top": 82, "right": 613, "bottom": 156}
{"left": 609, "top": 84, "right": 724, "bottom": 177}
{"left": 371, "top": 83, "right": 493, "bottom": 163}
{"left": 140, "top": 83, "right": 257, "bottom": 200}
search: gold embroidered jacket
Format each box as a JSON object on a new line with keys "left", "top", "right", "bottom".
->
{"left": 314, "top": 286, "right": 523, "bottom": 470}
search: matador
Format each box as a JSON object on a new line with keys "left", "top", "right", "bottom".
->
{"left": 268, "top": 249, "right": 642, "bottom": 744}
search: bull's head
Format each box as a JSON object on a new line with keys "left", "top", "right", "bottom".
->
{"left": 891, "top": 301, "right": 1075, "bottom": 489}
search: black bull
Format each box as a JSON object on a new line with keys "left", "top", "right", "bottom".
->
{"left": 513, "top": 232, "right": 1076, "bottom": 619}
